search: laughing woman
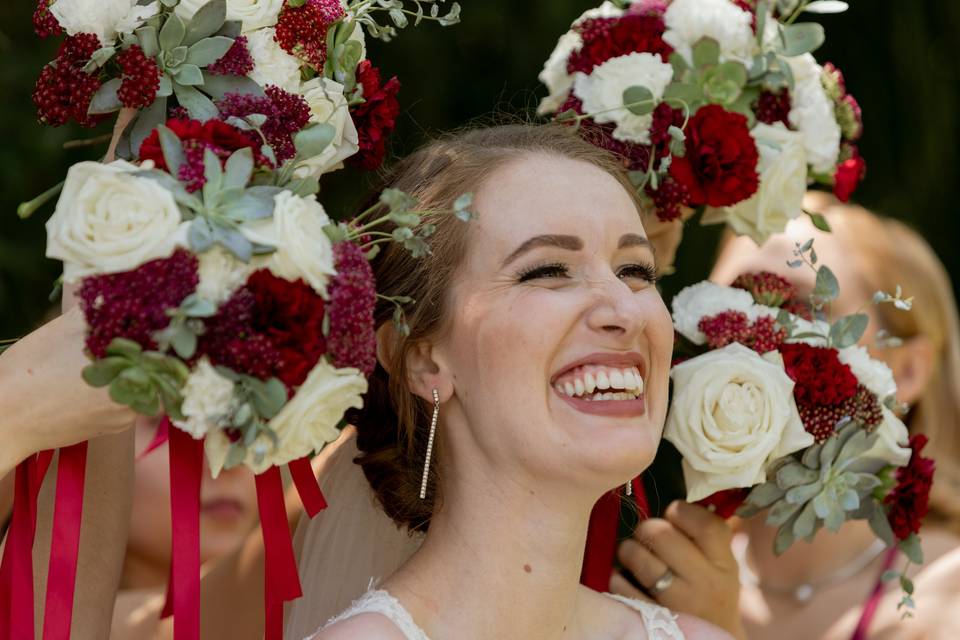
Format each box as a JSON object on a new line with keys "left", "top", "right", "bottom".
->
{"left": 308, "top": 124, "right": 731, "bottom": 639}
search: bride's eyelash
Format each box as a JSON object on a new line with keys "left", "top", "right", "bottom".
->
{"left": 516, "top": 262, "right": 570, "bottom": 282}
{"left": 617, "top": 263, "right": 659, "bottom": 283}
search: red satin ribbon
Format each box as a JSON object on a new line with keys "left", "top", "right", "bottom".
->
{"left": 580, "top": 477, "right": 651, "bottom": 593}
{"left": 255, "top": 467, "right": 302, "bottom": 640}
{"left": 288, "top": 456, "right": 327, "bottom": 517}
{"left": 42, "top": 442, "right": 89, "bottom": 640}
{"left": 166, "top": 426, "right": 204, "bottom": 640}
{"left": 138, "top": 417, "right": 170, "bottom": 461}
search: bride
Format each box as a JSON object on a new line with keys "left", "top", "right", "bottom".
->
{"left": 308, "top": 124, "right": 732, "bottom": 640}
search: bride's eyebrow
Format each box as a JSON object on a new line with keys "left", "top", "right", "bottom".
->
{"left": 500, "top": 234, "right": 583, "bottom": 268}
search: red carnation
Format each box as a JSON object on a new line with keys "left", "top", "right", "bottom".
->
{"left": 117, "top": 45, "right": 161, "bottom": 109}
{"left": 669, "top": 105, "right": 760, "bottom": 207}
{"left": 33, "top": 0, "right": 61, "bottom": 38}
{"left": 349, "top": 61, "right": 401, "bottom": 171}
{"left": 274, "top": 0, "right": 345, "bottom": 70}
{"left": 698, "top": 488, "right": 750, "bottom": 519}
{"left": 566, "top": 13, "right": 673, "bottom": 75}
{"left": 833, "top": 148, "right": 866, "bottom": 203}
{"left": 885, "top": 435, "right": 935, "bottom": 540}
{"left": 139, "top": 118, "right": 270, "bottom": 191}
{"left": 78, "top": 249, "right": 199, "bottom": 358}
{"left": 327, "top": 242, "right": 377, "bottom": 376}
{"left": 732, "top": 271, "right": 796, "bottom": 307}
{"left": 32, "top": 33, "right": 106, "bottom": 128}
{"left": 779, "top": 343, "right": 858, "bottom": 406}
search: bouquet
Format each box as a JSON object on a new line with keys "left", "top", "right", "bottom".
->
{"left": 664, "top": 243, "right": 933, "bottom": 611}
{"left": 4, "top": 2, "right": 465, "bottom": 639}
{"left": 536, "top": 0, "right": 865, "bottom": 244}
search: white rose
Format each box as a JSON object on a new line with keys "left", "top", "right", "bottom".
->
{"left": 174, "top": 358, "right": 237, "bottom": 439}
{"left": 665, "top": 344, "right": 813, "bottom": 502}
{"left": 671, "top": 281, "right": 756, "bottom": 344}
{"left": 240, "top": 192, "right": 336, "bottom": 296}
{"left": 537, "top": 31, "right": 582, "bottom": 115}
{"left": 175, "top": 0, "right": 283, "bottom": 33}
{"left": 715, "top": 123, "right": 807, "bottom": 244}
{"left": 197, "top": 245, "right": 256, "bottom": 304}
{"left": 786, "top": 54, "right": 841, "bottom": 174}
{"left": 246, "top": 28, "right": 302, "bottom": 93}
{"left": 50, "top": 0, "right": 158, "bottom": 45}
{"left": 573, "top": 52, "right": 674, "bottom": 144}
{"left": 294, "top": 78, "right": 360, "bottom": 178}
{"left": 46, "top": 160, "right": 185, "bottom": 283}
{"left": 205, "top": 360, "right": 366, "bottom": 476}
{"left": 862, "top": 407, "right": 911, "bottom": 468}
{"left": 838, "top": 346, "right": 897, "bottom": 400}
{"left": 663, "top": 0, "right": 755, "bottom": 65}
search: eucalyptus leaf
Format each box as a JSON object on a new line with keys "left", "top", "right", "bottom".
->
{"left": 200, "top": 72, "right": 266, "bottom": 100}
{"left": 869, "top": 505, "right": 896, "bottom": 546}
{"left": 830, "top": 313, "right": 869, "bottom": 348}
{"left": 173, "top": 83, "right": 218, "bottom": 121}
{"left": 778, "top": 22, "right": 826, "bottom": 56}
{"left": 183, "top": 0, "right": 227, "bottom": 46}
{"left": 294, "top": 123, "right": 337, "bottom": 159}
{"left": 159, "top": 14, "right": 187, "bottom": 51}
{"left": 622, "top": 85, "right": 655, "bottom": 115}
{"left": 88, "top": 78, "right": 123, "bottom": 115}
{"left": 813, "top": 265, "right": 840, "bottom": 302}
{"left": 899, "top": 533, "right": 924, "bottom": 565}
{"left": 186, "top": 36, "right": 234, "bottom": 67}
{"left": 807, "top": 210, "right": 832, "bottom": 231}
{"left": 170, "top": 327, "right": 198, "bottom": 359}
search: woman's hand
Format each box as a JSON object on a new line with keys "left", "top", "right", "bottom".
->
{"left": 611, "top": 500, "right": 745, "bottom": 640}
{"left": 0, "top": 306, "right": 136, "bottom": 474}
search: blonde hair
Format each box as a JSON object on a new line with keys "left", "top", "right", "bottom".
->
{"left": 797, "top": 193, "right": 960, "bottom": 534}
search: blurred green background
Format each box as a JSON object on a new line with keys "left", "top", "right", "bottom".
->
{"left": 2, "top": 0, "right": 958, "bottom": 346}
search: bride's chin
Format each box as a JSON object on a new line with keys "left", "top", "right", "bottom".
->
{"left": 559, "top": 418, "right": 661, "bottom": 487}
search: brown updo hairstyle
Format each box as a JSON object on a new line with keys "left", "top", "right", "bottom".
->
{"left": 354, "top": 123, "right": 650, "bottom": 532}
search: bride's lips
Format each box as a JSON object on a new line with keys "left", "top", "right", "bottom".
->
{"left": 200, "top": 497, "right": 247, "bottom": 522}
{"left": 550, "top": 352, "right": 647, "bottom": 418}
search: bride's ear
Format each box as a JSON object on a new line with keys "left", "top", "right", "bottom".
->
{"left": 376, "top": 323, "right": 453, "bottom": 403}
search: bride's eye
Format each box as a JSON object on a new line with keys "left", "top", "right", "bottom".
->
{"left": 617, "top": 263, "right": 658, "bottom": 284}
{"left": 516, "top": 262, "right": 570, "bottom": 283}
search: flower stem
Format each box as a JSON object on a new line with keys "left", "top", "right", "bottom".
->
{"left": 18, "top": 180, "right": 65, "bottom": 219}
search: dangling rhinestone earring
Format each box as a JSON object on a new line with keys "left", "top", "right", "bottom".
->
{"left": 419, "top": 388, "right": 440, "bottom": 500}
{"left": 624, "top": 480, "right": 633, "bottom": 497}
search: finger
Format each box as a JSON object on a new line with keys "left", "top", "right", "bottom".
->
{"left": 664, "top": 500, "right": 736, "bottom": 569}
{"left": 635, "top": 517, "right": 711, "bottom": 581}
{"left": 609, "top": 571, "right": 644, "bottom": 600}
{"left": 617, "top": 537, "right": 670, "bottom": 589}
{"left": 617, "top": 540, "right": 695, "bottom": 609}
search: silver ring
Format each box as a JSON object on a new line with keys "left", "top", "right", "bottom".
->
{"left": 650, "top": 568, "right": 675, "bottom": 595}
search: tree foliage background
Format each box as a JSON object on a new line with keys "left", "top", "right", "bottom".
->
{"left": 2, "top": 0, "right": 958, "bottom": 345}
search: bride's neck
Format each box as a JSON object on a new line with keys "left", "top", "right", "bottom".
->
{"left": 386, "top": 460, "right": 598, "bottom": 639}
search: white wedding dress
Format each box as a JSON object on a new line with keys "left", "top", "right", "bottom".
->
{"left": 312, "top": 588, "right": 685, "bottom": 639}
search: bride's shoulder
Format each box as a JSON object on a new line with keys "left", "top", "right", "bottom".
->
{"left": 308, "top": 613, "right": 409, "bottom": 640}
{"left": 586, "top": 589, "right": 733, "bottom": 640}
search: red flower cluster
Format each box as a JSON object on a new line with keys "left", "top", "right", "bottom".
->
{"left": 199, "top": 288, "right": 281, "bottom": 379}
{"left": 753, "top": 89, "right": 791, "bottom": 127}
{"left": 732, "top": 271, "right": 796, "bottom": 307}
{"left": 274, "top": 0, "right": 345, "bottom": 70}
{"left": 207, "top": 36, "right": 255, "bottom": 76}
{"left": 32, "top": 33, "right": 106, "bottom": 127}
{"left": 669, "top": 105, "right": 760, "bottom": 207}
{"left": 349, "top": 61, "right": 401, "bottom": 171}
{"left": 117, "top": 45, "right": 161, "bottom": 109}
{"left": 32, "top": 0, "right": 61, "bottom": 38}
{"left": 139, "top": 118, "right": 271, "bottom": 192}
{"left": 78, "top": 250, "right": 199, "bottom": 358}
{"left": 217, "top": 86, "right": 311, "bottom": 163}
{"left": 797, "top": 384, "right": 883, "bottom": 442}
{"left": 327, "top": 242, "right": 377, "bottom": 376}
{"left": 698, "top": 311, "right": 786, "bottom": 354}
{"left": 885, "top": 435, "right": 935, "bottom": 540}
{"left": 698, "top": 488, "right": 749, "bottom": 519}
{"left": 779, "top": 343, "right": 859, "bottom": 406}
{"left": 833, "top": 147, "right": 866, "bottom": 203}
{"left": 566, "top": 13, "right": 672, "bottom": 76}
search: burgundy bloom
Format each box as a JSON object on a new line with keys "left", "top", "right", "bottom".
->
{"left": 348, "top": 61, "right": 401, "bottom": 171}
{"left": 698, "top": 488, "right": 750, "bottom": 519}
{"left": 327, "top": 242, "right": 377, "bottom": 376}
{"left": 885, "top": 435, "right": 935, "bottom": 540}
{"left": 669, "top": 105, "right": 759, "bottom": 207}
{"left": 753, "top": 89, "right": 792, "bottom": 127}
{"left": 796, "top": 384, "right": 883, "bottom": 443}
{"left": 732, "top": 271, "right": 796, "bottom": 307}
{"left": 698, "top": 311, "right": 786, "bottom": 354}
{"left": 117, "top": 45, "right": 161, "bottom": 109}
{"left": 198, "top": 287, "right": 281, "bottom": 380}
{"left": 33, "top": 0, "right": 61, "bottom": 38}
{"left": 779, "top": 343, "right": 859, "bottom": 406}
{"left": 274, "top": 0, "right": 345, "bottom": 70}
{"left": 78, "top": 250, "right": 199, "bottom": 358}
{"left": 217, "top": 86, "right": 311, "bottom": 163}
{"left": 566, "top": 13, "right": 672, "bottom": 75}
{"left": 32, "top": 33, "right": 106, "bottom": 128}
{"left": 207, "top": 36, "right": 255, "bottom": 76}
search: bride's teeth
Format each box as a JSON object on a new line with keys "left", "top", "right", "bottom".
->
{"left": 584, "top": 372, "right": 596, "bottom": 393}
{"left": 555, "top": 384, "right": 566, "bottom": 395}
{"left": 636, "top": 374, "right": 644, "bottom": 394}
{"left": 609, "top": 369, "right": 625, "bottom": 389}
{"left": 622, "top": 370, "right": 636, "bottom": 389}
{"left": 574, "top": 379, "right": 585, "bottom": 396}
{"left": 596, "top": 371, "right": 610, "bottom": 390}
{"left": 564, "top": 381, "right": 576, "bottom": 396}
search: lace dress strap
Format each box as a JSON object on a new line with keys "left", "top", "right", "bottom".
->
{"left": 605, "top": 593, "right": 686, "bottom": 640}
{"left": 316, "top": 589, "right": 432, "bottom": 640}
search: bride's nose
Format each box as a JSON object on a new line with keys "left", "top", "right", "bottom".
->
{"left": 584, "top": 278, "right": 646, "bottom": 338}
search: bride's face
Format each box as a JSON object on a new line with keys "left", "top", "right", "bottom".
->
{"left": 426, "top": 153, "right": 673, "bottom": 493}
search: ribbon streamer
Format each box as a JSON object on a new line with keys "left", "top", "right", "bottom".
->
{"left": 166, "top": 426, "right": 204, "bottom": 640}
{"left": 255, "top": 467, "right": 302, "bottom": 640}
{"left": 288, "top": 456, "right": 327, "bottom": 518}
{"left": 580, "top": 477, "right": 651, "bottom": 592}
